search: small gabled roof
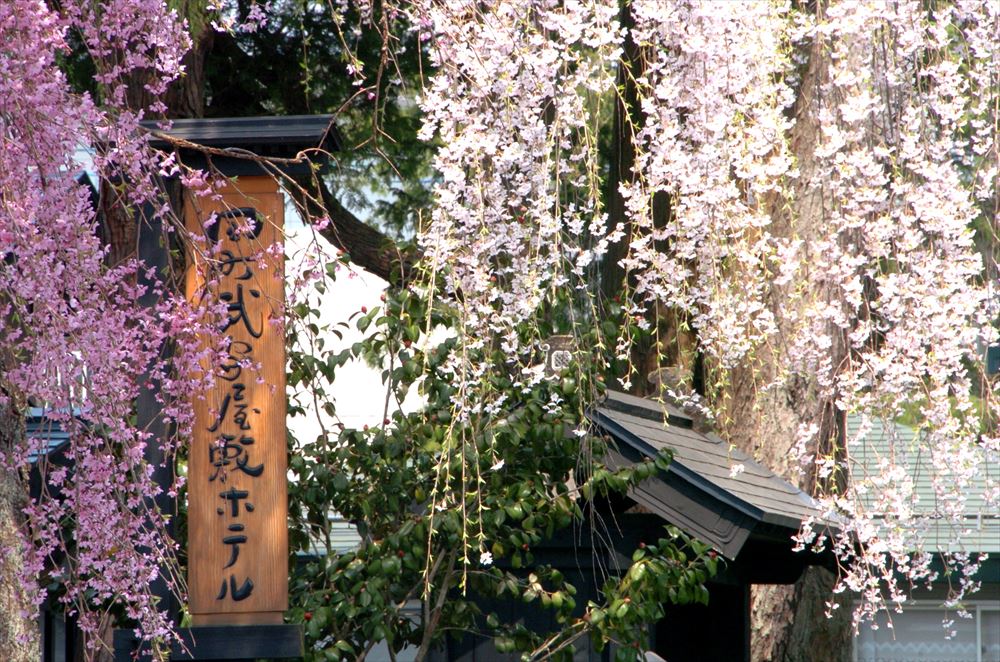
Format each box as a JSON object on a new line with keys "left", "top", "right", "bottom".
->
{"left": 590, "top": 390, "right": 826, "bottom": 561}
{"left": 26, "top": 407, "right": 71, "bottom": 463}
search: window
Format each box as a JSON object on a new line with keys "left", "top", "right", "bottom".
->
{"left": 855, "top": 602, "right": 1000, "bottom": 662}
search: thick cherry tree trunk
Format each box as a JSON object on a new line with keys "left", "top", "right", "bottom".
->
{"left": 710, "top": 21, "right": 853, "bottom": 662}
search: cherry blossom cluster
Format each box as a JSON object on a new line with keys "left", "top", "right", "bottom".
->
{"left": 621, "top": 0, "right": 797, "bottom": 369}
{"left": 406, "top": 0, "right": 998, "bottom": 627}
{"left": 784, "top": 0, "right": 998, "bottom": 626}
{"left": 0, "top": 0, "right": 209, "bottom": 649}
{"left": 207, "top": 0, "right": 271, "bottom": 34}
{"left": 411, "top": 0, "right": 623, "bottom": 405}
{"left": 616, "top": 0, "right": 998, "bottom": 626}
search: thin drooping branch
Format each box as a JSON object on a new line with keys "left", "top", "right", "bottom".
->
{"left": 140, "top": 124, "right": 415, "bottom": 283}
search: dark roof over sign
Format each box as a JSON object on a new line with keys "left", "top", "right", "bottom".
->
{"left": 140, "top": 115, "right": 341, "bottom": 176}
{"left": 589, "top": 390, "right": 826, "bottom": 561}
{"left": 143, "top": 115, "right": 341, "bottom": 151}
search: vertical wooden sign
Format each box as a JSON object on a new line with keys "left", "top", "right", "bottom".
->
{"left": 185, "top": 178, "right": 288, "bottom": 625}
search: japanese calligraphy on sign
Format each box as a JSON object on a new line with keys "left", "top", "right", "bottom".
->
{"left": 185, "top": 179, "right": 288, "bottom": 625}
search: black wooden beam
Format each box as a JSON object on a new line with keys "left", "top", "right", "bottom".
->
{"left": 114, "top": 624, "right": 304, "bottom": 661}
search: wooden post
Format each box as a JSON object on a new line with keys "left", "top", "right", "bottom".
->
{"left": 184, "top": 178, "right": 288, "bottom": 626}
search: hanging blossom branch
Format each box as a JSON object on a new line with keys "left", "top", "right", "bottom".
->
{"left": 785, "top": 1, "right": 999, "bottom": 628}
{"left": 412, "top": 0, "right": 623, "bottom": 367}
{"left": 596, "top": 0, "right": 997, "bottom": 628}
{"left": 380, "top": 0, "right": 999, "bottom": 629}
{"left": 388, "top": 0, "right": 625, "bottom": 573}
{"left": 0, "top": 0, "right": 225, "bottom": 652}
{"left": 620, "top": 0, "right": 798, "bottom": 371}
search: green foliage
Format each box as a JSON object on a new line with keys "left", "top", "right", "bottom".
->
{"left": 286, "top": 263, "right": 717, "bottom": 661}
{"left": 587, "top": 528, "right": 718, "bottom": 659}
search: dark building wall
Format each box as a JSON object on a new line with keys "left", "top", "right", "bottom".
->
{"left": 654, "top": 582, "right": 750, "bottom": 662}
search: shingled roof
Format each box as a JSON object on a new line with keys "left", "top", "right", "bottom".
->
{"left": 589, "top": 390, "right": 827, "bottom": 561}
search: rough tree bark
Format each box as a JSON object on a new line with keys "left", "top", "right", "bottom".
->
{"left": 709, "top": 18, "right": 853, "bottom": 662}
{"left": 103, "top": 1, "right": 216, "bottom": 267}
{"left": 0, "top": 401, "right": 39, "bottom": 662}
{"left": 0, "top": 296, "right": 39, "bottom": 661}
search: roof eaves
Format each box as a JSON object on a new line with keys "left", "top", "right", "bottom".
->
{"left": 758, "top": 510, "right": 815, "bottom": 531}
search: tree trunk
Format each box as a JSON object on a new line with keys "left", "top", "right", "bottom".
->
{"left": 124, "top": 1, "right": 214, "bottom": 119}
{"left": 599, "top": 1, "right": 639, "bottom": 309}
{"left": 163, "top": 26, "right": 214, "bottom": 120}
{"left": 719, "top": 356, "right": 852, "bottom": 662}
{"left": 600, "top": 2, "right": 691, "bottom": 396}
{"left": 0, "top": 401, "right": 40, "bottom": 662}
{"left": 713, "top": 18, "right": 853, "bottom": 662}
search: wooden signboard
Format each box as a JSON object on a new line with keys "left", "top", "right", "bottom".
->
{"left": 185, "top": 178, "right": 288, "bottom": 625}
